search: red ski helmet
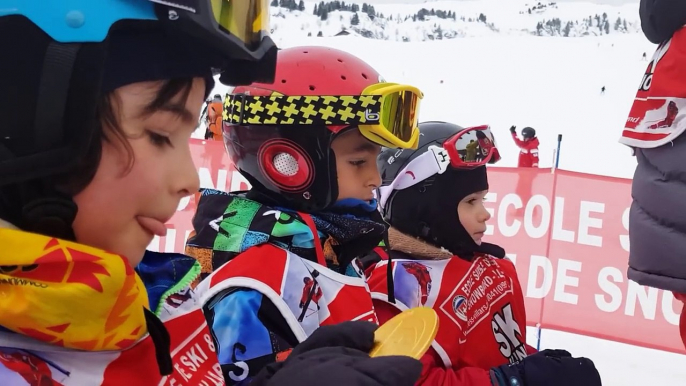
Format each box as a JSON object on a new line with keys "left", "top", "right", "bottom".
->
{"left": 224, "top": 46, "right": 403, "bottom": 212}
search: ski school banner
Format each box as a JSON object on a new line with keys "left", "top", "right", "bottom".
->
{"left": 483, "top": 167, "right": 684, "bottom": 355}
{"left": 152, "top": 139, "right": 685, "bottom": 355}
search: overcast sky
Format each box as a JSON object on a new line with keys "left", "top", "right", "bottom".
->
{"left": 367, "top": 0, "right": 638, "bottom": 4}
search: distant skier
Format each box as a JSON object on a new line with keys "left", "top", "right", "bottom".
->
{"left": 642, "top": 52, "right": 648, "bottom": 61}
{"left": 601, "top": 86, "right": 606, "bottom": 95}
{"left": 510, "top": 126, "right": 539, "bottom": 168}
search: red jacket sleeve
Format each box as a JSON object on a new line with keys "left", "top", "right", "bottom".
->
{"left": 374, "top": 301, "right": 493, "bottom": 386}
{"left": 511, "top": 132, "right": 527, "bottom": 148}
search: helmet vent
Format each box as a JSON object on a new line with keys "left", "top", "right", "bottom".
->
{"left": 337, "top": 58, "right": 344, "bottom": 63}
{"left": 341, "top": 75, "right": 347, "bottom": 80}
{"left": 309, "top": 85, "right": 316, "bottom": 91}
{"left": 361, "top": 73, "right": 368, "bottom": 79}
{"left": 273, "top": 153, "right": 299, "bottom": 176}
{"left": 281, "top": 79, "right": 287, "bottom": 83}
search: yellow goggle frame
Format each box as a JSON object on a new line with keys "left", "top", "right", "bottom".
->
{"left": 223, "top": 82, "right": 423, "bottom": 149}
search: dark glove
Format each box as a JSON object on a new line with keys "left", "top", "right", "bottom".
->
{"left": 510, "top": 125, "right": 517, "bottom": 134}
{"left": 252, "top": 321, "right": 422, "bottom": 386}
{"left": 291, "top": 321, "right": 377, "bottom": 355}
{"left": 490, "top": 349, "right": 601, "bottom": 386}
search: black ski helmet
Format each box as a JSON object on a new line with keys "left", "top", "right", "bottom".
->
{"left": 377, "top": 121, "right": 490, "bottom": 255}
{"left": 522, "top": 127, "right": 536, "bottom": 140}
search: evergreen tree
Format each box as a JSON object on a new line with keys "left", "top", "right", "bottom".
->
{"left": 321, "top": 8, "right": 328, "bottom": 20}
{"left": 313, "top": 4, "right": 318, "bottom": 15}
{"left": 351, "top": 12, "right": 360, "bottom": 25}
{"left": 299, "top": 0, "right": 305, "bottom": 11}
{"left": 478, "top": 13, "right": 487, "bottom": 23}
{"left": 563, "top": 21, "right": 572, "bottom": 37}
{"left": 317, "top": 30, "right": 323, "bottom": 37}
{"left": 271, "top": 0, "right": 278, "bottom": 6}
{"left": 604, "top": 21, "right": 610, "bottom": 34}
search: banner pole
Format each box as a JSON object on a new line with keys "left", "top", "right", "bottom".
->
{"left": 538, "top": 134, "right": 563, "bottom": 344}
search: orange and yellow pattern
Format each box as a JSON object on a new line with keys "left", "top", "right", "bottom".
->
{"left": 0, "top": 229, "right": 150, "bottom": 351}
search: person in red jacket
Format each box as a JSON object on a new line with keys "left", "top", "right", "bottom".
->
{"left": 206, "top": 94, "right": 224, "bottom": 141}
{"left": 510, "top": 126, "right": 539, "bottom": 167}
{"left": 364, "top": 121, "right": 601, "bottom": 386}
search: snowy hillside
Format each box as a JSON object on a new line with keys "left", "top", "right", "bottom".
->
{"left": 269, "top": 0, "right": 641, "bottom": 42}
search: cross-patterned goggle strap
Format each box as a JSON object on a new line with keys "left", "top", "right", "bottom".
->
{"left": 223, "top": 93, "right": 383, "bottom": 126}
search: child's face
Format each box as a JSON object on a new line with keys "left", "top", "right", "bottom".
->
{"left": 457, "top": 190, "right": 491, "bottom": 245}
{"left": 331, "top": 128, "right": 382, "bottom": 203}
{"left": 72, "top": 78, "right": 204, "bottom": 266}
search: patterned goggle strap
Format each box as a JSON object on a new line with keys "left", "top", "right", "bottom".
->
{"left": 223, "top": 93, "right": 383, "bottom": 126}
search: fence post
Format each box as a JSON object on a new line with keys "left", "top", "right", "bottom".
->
{"left": 538, "top": 134, "right": 563, "bottom": 346}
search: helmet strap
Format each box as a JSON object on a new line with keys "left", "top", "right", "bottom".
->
{"left": 33, "top": 42, "right": 81, "bottom": 153}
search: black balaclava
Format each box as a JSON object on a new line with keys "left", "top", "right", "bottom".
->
{"left": 388, "top": 165, "right": 489, "bottom": 257}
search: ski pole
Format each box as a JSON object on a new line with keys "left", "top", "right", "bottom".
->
{"left": 536, "top": 323, "right": 543, "bottom": 351}
{"left": 554, "top": 134, "right": 562, "bottom": 170}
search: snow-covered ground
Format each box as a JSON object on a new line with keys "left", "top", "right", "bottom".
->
{"left": 201, "top": 31, "right": 686, "bottom": 384}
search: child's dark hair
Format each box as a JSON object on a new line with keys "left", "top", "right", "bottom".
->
{"left": 59, "top": 78, "right": 196, "bottom": 195}
{"left": 0, "top": 78, "right": 196, "bottom": 233}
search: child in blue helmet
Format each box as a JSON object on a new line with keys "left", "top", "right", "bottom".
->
{"left": 0, "top": 2, "right": 394, "bottom": 385}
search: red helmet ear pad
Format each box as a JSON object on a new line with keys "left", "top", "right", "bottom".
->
{"left": 258, "top": 139, "right": 314, "bottom": 193}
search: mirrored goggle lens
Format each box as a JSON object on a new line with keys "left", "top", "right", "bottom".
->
{"left": 449, "top": 126, "right": 500, "bottom": 166}
{"left": 211, "top": 0, "right": 269, "bottom": 48}
{"left": 380, "top": 89, "right": 421, "bottom": 143}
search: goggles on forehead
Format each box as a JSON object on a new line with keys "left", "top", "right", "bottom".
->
{"left": 223, "top": 82, "right": 423, "bottom": 149}
{"left": 5, "top": 0, "right": 275, "bottom": 80}
{"left": 376, "top": 125, "right": 500, "bottom": 208}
